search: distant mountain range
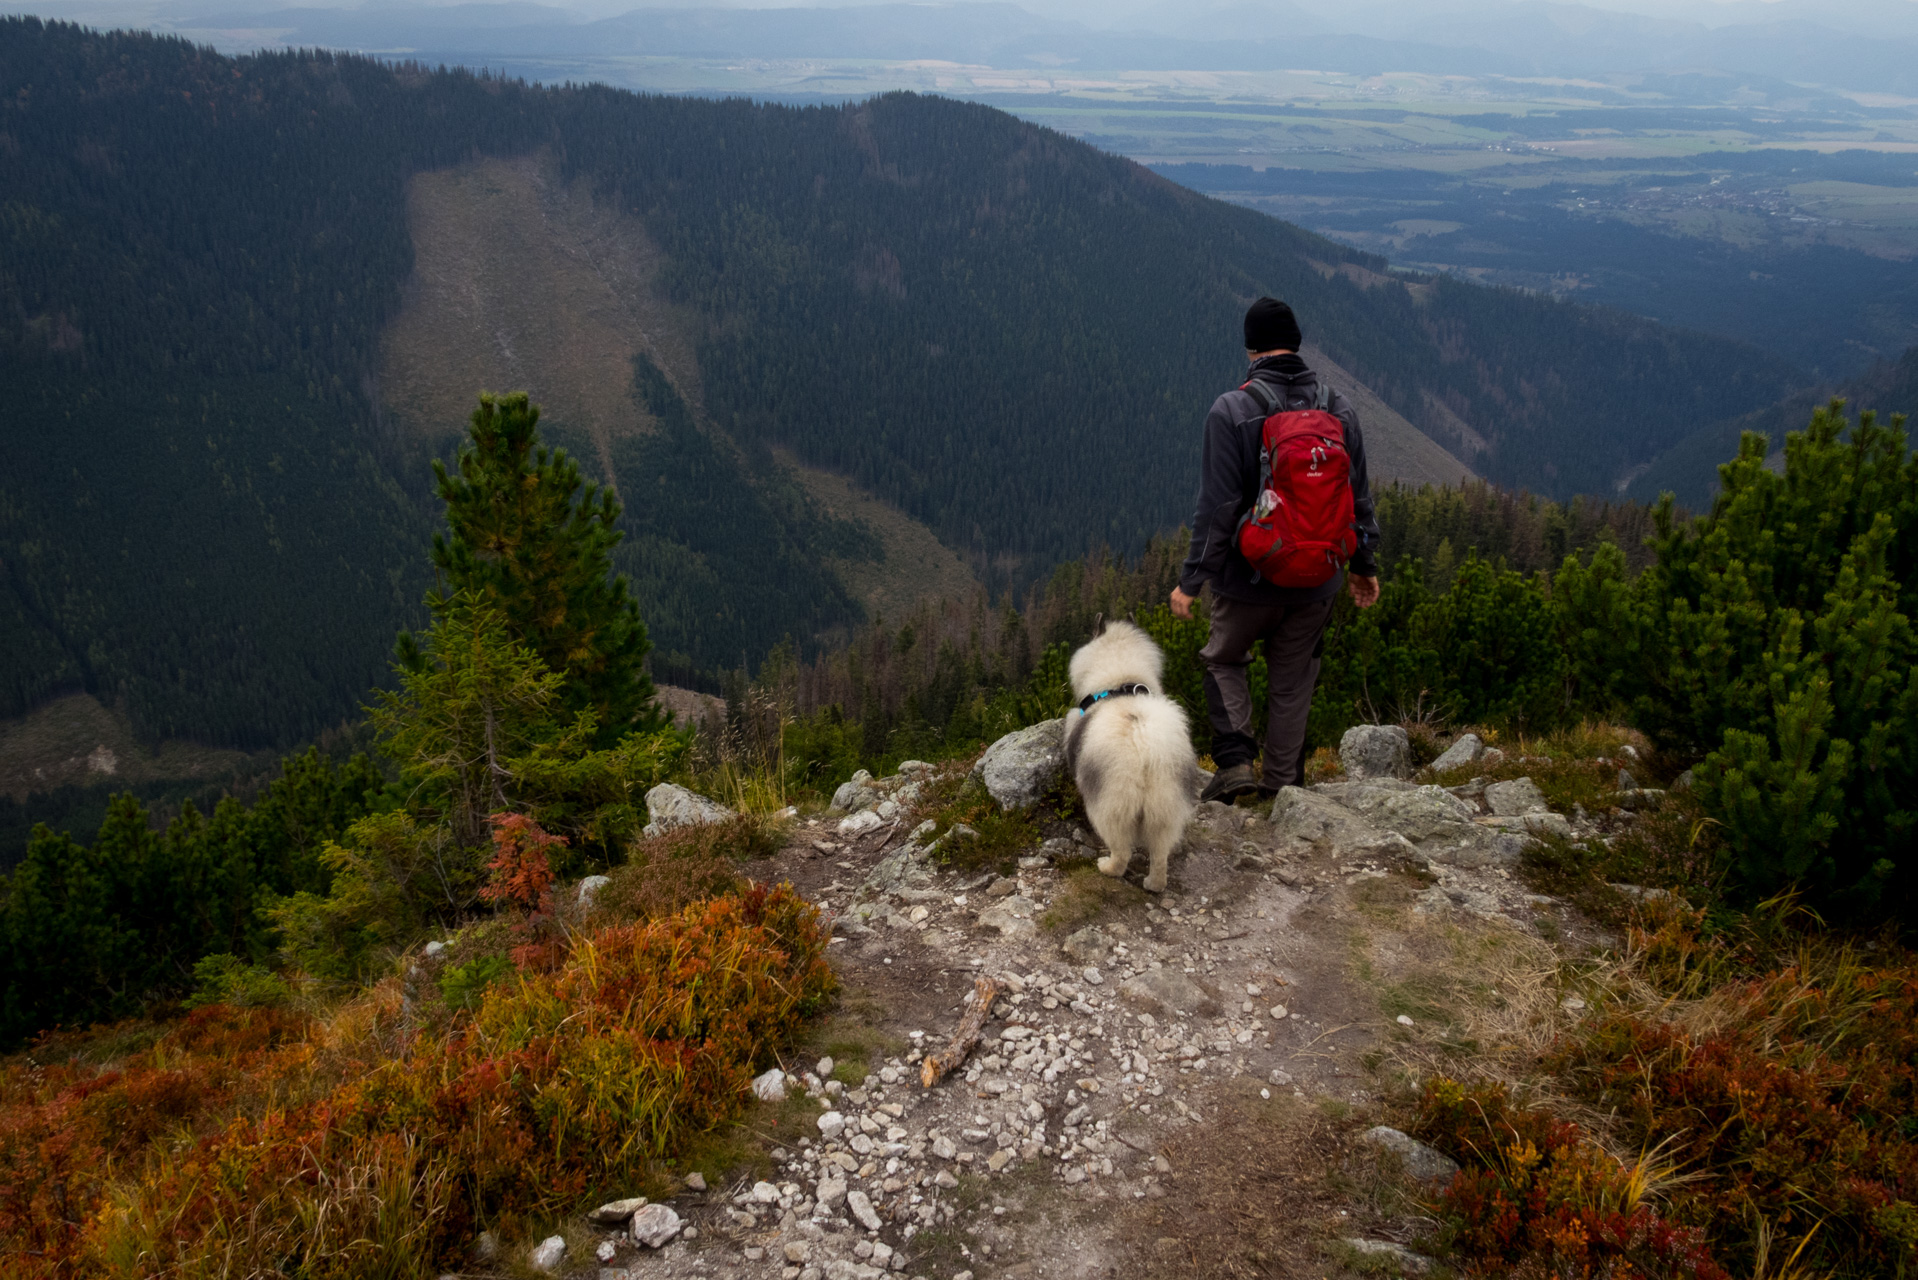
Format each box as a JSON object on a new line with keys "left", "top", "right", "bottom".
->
{"left": 166, "top": 0, "right": 1918, "bottom": 95}
{"left": 1, "top": 17, "right": 1799, "bottom": 773}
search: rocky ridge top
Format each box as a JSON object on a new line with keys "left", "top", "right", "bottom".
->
{"left": 541, "top": 724, "right": 1652, "bottom": 1280}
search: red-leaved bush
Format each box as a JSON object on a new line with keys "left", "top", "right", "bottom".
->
{"left": 1416, "top": 1077, "right": 1729, "bottom": 1280}
{"left": 1543, "top": 916, "right": 1918, "bottom": 1278}
{"left": 479, "top": 811, "right": 563, "bottom": 910}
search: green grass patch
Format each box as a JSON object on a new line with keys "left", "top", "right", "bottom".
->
{"left": 1041, "top": 862, "right": 1147, "bottom": 934}
{"left": 1518, "top": 794, "right": 1724, "bottom": 922}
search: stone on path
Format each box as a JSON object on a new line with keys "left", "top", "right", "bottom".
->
{"left": 1339, "top": 725, "right": 1413, "bottom": 780}
{"left": 1343, "top": 1238, "right": 1433, "bottom": 1274}
{"left": 1061, "top": 925, "right": 1110, "bottom": 965}
{"left": 641, "top": 783, "right": 735, "bottom": 838}
{"left": 751, "top": 1067, "right": 791, "bottom": 1101}
{"left": 1345, "top": 784, "right": 1481, "bottom": 846}
{"left": 839, "top": 809, "right": 884, "bottom": 836}
{"left": 629, "top": 1202, "right": 683, "bottom": 1248}
{"left": 1117, "top": 967, "right": 1221, "bottom": 1019}
{"left": 846, "top": 1188, "right": 883, "bottom": 1230}
{"left": 1361, "top": 1125, "right": 1461, "bottom": 1185}
{"left": 587, "top": 1196, "right": 647, "bottom": 1225}
{"left": 1426, "top": 732, "right": 1484, "bottom": 774}
{"left": 977, "top": 894, "right": 1039, "bottom": 940}
{"left": 972, "top": 719, "right": 1066, "bottom": 810}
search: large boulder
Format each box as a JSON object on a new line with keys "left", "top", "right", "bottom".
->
{"left": 1426, "top": 733, "right": 1485, "bottom": 775}
{"left": 972, "top": 719, "right": 1066, "bottom": 810}
{"left": 1340, "top": 725, "right": 1414, "bottom": 780}
{"left": 641, "top": 783, "right": 735, "bottom": 838}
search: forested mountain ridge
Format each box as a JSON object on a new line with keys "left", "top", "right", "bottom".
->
{"left": 1, "top": 17, "right": 1800, "bottom": 764}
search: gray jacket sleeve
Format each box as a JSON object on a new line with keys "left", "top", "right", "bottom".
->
{"left": 1179, "top": 393, "right": 1246, "bottom": 596}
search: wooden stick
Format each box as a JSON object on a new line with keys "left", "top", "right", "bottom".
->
{"left": 920, "top": 974, "right": 1004, "bottom": 1088}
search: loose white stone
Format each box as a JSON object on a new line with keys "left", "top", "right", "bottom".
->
{"left": 818, "top": 1110, "right": 847, "bottom": 1139}
{"left": 846, "top": 1189, "right": 883, "bottom": 1231}
{"left": 753, "top": 1067, "right": 792, "bottom": 1101}
{"left": 587, "top": 1196, "right": 648, "bottom": 1224}
{"left": 629, "top": 1202, "right": 682, "bottom": 1248}
{"left": 529, "top": 1236, "right": 566, "bottom": 1273}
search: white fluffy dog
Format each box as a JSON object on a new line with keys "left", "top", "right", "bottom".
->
{"left": 1064, "top": 617, "right": 1200, "bottom": 893}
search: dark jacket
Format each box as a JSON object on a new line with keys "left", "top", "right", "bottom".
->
{"left": 1178, "top": 353, "right": 1382, "bottom": 605}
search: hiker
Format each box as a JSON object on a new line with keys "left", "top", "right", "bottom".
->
{"left": 1171, "top": 297, "right": 1381, "bottom": 804}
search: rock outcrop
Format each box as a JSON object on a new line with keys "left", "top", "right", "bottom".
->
{"left": 641, "top": 783, "right": 735, "bottom": 838}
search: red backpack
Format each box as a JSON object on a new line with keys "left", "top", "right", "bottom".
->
{"left": 1234, "top": 378, "right": 1359, "bottom": 588}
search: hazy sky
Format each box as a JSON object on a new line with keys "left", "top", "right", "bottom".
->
{"left": 19, "top": 0, "right": 1918, "bottom": 41}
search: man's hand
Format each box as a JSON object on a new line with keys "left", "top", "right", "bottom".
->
{"left": 1170, "top": 585, "right": 1197, "bottom": 620}
{"left": 1348, "top": 573, "right": 1380, "bottom": 609}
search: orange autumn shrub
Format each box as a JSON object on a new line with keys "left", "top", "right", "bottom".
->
{"left": 0, "top": 883, "right": 832, "bottom": 1279}
{"left": 0, "top": 1006, "right": 314, "bottom": 1278}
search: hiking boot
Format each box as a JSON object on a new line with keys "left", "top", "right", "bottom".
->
{"left": 1200, "top": 763, "right": 1260, "bottom": 804}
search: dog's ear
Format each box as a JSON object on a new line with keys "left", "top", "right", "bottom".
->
{"left": 1093, "top": 612, "right": 1106, "bottom": 637}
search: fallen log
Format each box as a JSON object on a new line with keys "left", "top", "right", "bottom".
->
{"left": 920, "top": 974, "right": 1004, "bottom": 1088}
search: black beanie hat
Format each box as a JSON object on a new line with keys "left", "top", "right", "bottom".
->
{"left": 1244, "top": 297, "right": 1303, "bottom": 352}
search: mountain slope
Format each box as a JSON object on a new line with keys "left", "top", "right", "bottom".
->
{"left": 0, "top": 18, "right": 1799, "bottom": 756}
{"left": 1628, "top": 344, "right": 1918, "bottom": 510}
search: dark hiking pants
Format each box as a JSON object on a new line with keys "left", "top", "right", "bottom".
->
{"left": 1200, "top": 593, "right": 1336, "bottom": 790}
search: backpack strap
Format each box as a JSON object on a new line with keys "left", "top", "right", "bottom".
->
{"left": 1243, "top": 376, "right": 1334, "bottom": 416}
{"left": 1242, "top": 377, "right": 1282, "bottom": 416}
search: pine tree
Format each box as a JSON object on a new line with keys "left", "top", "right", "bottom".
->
{"left": 410, "top": 392, "right": 663, "bottom": 745}
{"left": 1645, "top": 405, "right": 1918, "bottom": 914}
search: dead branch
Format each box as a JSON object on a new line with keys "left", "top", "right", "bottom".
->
{"left": 920, "top": 974, "right": 1004, "bottom": 1088}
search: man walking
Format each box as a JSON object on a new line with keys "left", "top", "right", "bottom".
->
{"left": 1171, "top": 297, "right": 1381, "bottom": 803}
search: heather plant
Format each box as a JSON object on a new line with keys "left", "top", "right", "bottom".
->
{"left": 1542, "top": 910, "right": 1918, "bottom": 1279}
{"left": 1414, "top": 1077, "right": 1729, "bottom": 1280}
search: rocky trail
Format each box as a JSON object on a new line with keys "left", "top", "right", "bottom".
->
{"left": 533, "top": 726, "right": 1648, "bottom": 1280}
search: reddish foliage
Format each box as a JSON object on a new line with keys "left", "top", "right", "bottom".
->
{"left": 1416, "top": 1078, "right": 1729, "bottom": 1280}
{"left": 0, "top": 1006, "right": 312, "bottom": 1278}
{"left": 0, "top": 885, "right": 833, "bottom": 1278}
{"left": 1544, "top": 944, "right": 1918, "bottom": 1275}
{"left": 479, "top": 811, "right": 563, "bottom": 910}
